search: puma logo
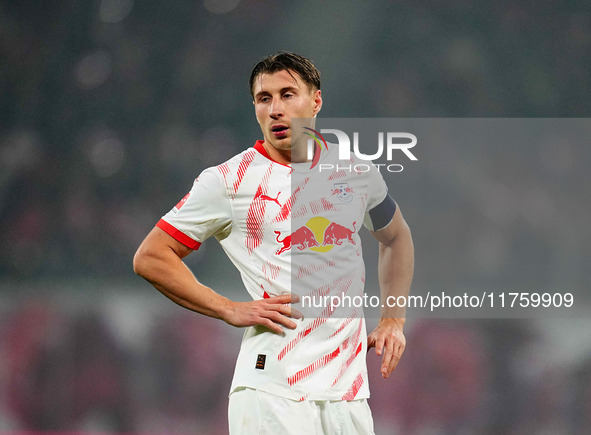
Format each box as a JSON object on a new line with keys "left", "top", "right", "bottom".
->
{"left": 255, "top": 191, "right": 282, "bottom": 207}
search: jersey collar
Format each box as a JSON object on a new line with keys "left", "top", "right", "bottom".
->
{"left": 253, "top": 140, "right": 292, "bottom": 168}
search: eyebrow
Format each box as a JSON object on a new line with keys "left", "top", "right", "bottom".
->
{"left": 254, "top": 86, "right": 299, "bottom": 99}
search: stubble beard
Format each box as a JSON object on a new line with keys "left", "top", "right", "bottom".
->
{"left": 266, "top": 129, "right": 310, "bottom": 163}
{"left": 270, "top": 137, "right": 292, "bottom": 152}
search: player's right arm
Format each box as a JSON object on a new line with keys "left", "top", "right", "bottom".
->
{"left": 133, "top": 228, "right": 299, "bottom": 334}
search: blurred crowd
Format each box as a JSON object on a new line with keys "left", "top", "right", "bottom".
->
{"left": 1, "top": 298, "right": 590, "bottom": 434}
{"left": 1, "top": 0, "right": 590, "bottom": 280}
{"left": 0, "top": 298, "right": 238, "bottom": 434}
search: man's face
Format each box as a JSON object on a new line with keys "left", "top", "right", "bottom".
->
{"left": 252, "top": 69, "right": 322, "bottom": 153}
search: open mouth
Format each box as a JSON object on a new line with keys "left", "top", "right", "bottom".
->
{"left": 271, "top": 125, "right": 289, "bottom": 136}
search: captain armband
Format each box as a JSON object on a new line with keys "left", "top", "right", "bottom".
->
{"left": 365, "top": 194, "right": 397, "bottom": 232}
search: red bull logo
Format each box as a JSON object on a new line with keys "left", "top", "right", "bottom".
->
{"left": 323, "top": 221, "right": 356, "bottom": 246}
{"left": 331, "top": 182, "right": 354, "bottom": 203}
{"left": 274, "top": 217, "right": 356, "bottom": 255}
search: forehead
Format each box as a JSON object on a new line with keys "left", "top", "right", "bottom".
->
{"left": 252, "top": 69, "right": 309, "bottom": 95}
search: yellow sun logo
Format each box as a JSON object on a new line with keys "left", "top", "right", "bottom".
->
{"left": 304, "top": 216, "right": 333, "bottom": 252}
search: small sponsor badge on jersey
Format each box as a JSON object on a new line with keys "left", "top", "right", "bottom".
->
{"left": 174, "top": 192, "right": 191, "bottom": 211}
{"left": 255, "top": 354, "right": 266, "bottom": 370}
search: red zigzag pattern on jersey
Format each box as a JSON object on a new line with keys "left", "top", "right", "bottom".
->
{"left": 272, "top": 176, "right": 308, "bottom": 224}
{"left": 278, "top": 272, "right": 357, "bottom": 362}
{"left": 277, "top": 284, "right": 332, "bottom": 361}
{"left": 328, "top": 170, "right": 347, "bottom": 181}
{"left": 262, "top": 260, "right": 281, "bottom": 285}
{"left": 287, "top": 347, "right": 341, "bottom": 386}
{"left": 216, "top": 150, "right": 257, "bottom": 198}
{"left": 296, "top": 259, "right": 337, "bottom": 280}
{"left": 342, "top": 373, "right": 364, "bottom": 400}
{"left": 245, "top": 164, "right": 274, "bottom": 254}
{"left": 289, "top": 177, "right": 311, "bottom": 220}
{"left": 232, "top": 150, "right": 256, "bottom": 195}
{"left": 272, "top": 195, "right": 292, "bottom": 223}
{"left": 329, "top": 307, "right": 359, "bottom": 339}
{"left": 217, "top": 162, "right": 230, "bottom": 190}
{"left": 309, "top": 197, "right": 336, "bottom": 215}
{"left": 286, "top": 312, "right": 361, "bottom": 387}
{"left": 330, "top": 318, "right": 364, "bottom": 388}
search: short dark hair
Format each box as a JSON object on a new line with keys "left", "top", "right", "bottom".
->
{"left": 249, "top": 52, "right": 321, "bottom": 97}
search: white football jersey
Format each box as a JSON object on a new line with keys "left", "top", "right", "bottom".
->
{"left": 158, "top": 140, "right": 388, "bottom": 401}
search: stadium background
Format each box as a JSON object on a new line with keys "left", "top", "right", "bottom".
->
{"left": 1, "top": 0, "right": 591, "bottom": 433}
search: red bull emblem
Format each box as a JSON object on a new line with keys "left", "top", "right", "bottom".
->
{"left": 322, "top": 221, "right": 356, "bottom": 246}
{"left": 331, "top": 183, "right": 354, "bottom": 203}
{"left": 274, "top": 217, "right": 356, "bottom": 255}
{"left": 274, "top": 226, "right": 320, "bottom": 255}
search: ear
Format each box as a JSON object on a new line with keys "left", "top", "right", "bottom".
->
{"left": 312, "top": 89, "right": 323, "bottom": 116}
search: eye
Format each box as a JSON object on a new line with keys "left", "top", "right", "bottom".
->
{"left": 283, "top": 93, "right": 293, "bottom": 99}
{"left": 259, "top": 96, "right": 270, "bottom": 103}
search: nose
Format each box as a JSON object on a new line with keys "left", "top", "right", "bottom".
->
{"left": 269, "top": 98, "right": 284, "bottom": 118}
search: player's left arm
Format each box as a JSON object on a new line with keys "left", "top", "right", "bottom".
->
{"left": 367, "top": 200, "right": 414, "bottom": 379}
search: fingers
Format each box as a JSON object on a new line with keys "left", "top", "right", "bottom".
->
{"left": 259, "top": 318, "right": 284, "bottom": 335}
{"left": 367, "top": 323, "right": 406, "bottom": 379}
{"left": 265, "top": 309, "right": 297, "bottom": 330}
{"left": 374, "top": 335, "right": 385, "bottom": 356}
{"left": 254, "top": 294, "right": 303, "bottom": 334}
{"left": 380, "top": 338, "right": 405, "bottom": 378}
{"left": 270, "top": 302, "right": 303, "bottom": 320}
{"left": 251, "top": 310, "right": 294, "bottom": 335}
{"left": 290, "top": 307, "right": 304, "bottom": 319}
{"left": 267, "top": 293, "right": 301, "bottom": 305}
{"left": 381, "top": 339, "right": 395, "bottom": 378}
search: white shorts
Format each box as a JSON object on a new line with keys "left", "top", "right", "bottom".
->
{"left": 228, "top": 387, "right": 375, "bottom": 435}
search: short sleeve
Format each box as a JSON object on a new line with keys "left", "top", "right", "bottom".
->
{"left": 362, "top": 164, "right": 395, "bottom": 232}
{"left": 157, "top": 168, "right": 232, "bottom": 249}
{"left": 364, "top": 163, "right": 388, "bottom": 212}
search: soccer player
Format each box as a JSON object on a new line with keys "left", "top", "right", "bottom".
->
{"left": 133, "top": 52, "right": 414, "bottom": 434}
